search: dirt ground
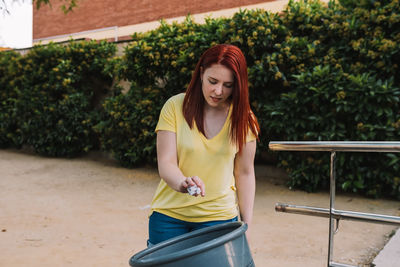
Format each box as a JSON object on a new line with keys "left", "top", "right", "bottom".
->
{"left": 1, "top": 149, "right": 399, "bottom": 267}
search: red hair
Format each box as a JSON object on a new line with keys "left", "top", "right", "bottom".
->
{"left": 183, "top": 44, "right": 260, "bottom": 152}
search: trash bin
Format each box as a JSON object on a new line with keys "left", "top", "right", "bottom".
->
{"left": 129, "top": 221, "right": 254, "bottom": 267}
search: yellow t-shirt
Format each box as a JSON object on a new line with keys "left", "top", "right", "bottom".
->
{"left": 151, "top": 93, "right": 255, "bottom": 222}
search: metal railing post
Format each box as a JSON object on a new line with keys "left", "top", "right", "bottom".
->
{"left": 268, "top": 141, "right": 400, "bottom": 267}
{"left": 328, "top": 151, "right": 336, "bottom": 266}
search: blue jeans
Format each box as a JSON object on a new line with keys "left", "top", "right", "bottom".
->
{"left": 148, "top": 211, "right": 238, "bottom": 246}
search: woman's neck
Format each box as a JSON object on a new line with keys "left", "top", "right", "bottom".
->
{"left": 202, "top": 103, "right": 230, "bottom": 139}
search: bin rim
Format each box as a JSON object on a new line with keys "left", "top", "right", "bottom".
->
{"left": 129, "top": 221, "right": 247, "bottom": 266}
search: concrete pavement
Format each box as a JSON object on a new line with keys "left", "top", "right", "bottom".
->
{"left": 373, "top": 228, "right": 400, "bottom": 267}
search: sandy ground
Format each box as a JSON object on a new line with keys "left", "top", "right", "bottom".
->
{"left": 1, "top": 149, "right": 399, "bottom": 267}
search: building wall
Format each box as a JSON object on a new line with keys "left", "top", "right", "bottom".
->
{"left": 33, "top": 0, "right": 277, "bottom": 41}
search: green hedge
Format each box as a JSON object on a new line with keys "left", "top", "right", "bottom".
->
{"left": 0, "top": 40, "right": 117, "bottom": 157}
{"left": 1, "top": 0, "right": 400, "bottom": 198}
{"left": 0, "top": 50, "right": 23, "bottom": 148}
{"left": 266, "top": 65, "right": 400, "bottom": 194}
{"left": 267, "top": 0, "right": 400, "bottom": 197}
{"left": 94, "top": 85, "right": 163, "bottom": 167}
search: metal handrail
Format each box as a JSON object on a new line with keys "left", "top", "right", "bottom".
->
{"left": 275, "top": 203, "right": 400, "bottom": 226}
{"left": 268, "top": 141, "right": 400, "bottom": 267}
{"left": 269, "top": 141, "right": 400, "bottom": 152}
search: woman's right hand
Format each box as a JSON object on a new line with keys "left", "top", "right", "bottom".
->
{"left": 180, "top": 176, "right": 206, "bottom": 197}
{"left": 157, "top": 131, "right": 206, "bottom": 196}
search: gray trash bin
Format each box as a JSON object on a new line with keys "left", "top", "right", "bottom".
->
{"left": 129, "top": 221, "right": 254, "bottom": 267}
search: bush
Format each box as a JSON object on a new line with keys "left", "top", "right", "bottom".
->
{"left": 122, "top": 16, "right": 227, "bottom": 96}
{"left": 95, "top": 85, "right": 163, "bottom": 167}
{"left": 264, "top": 64, "right": 400, "bottom": 196}
{"left": 16, "top": 41, "right": 116, "bottom": 157}
{"left": 268, "top": 0, "right": 400, "bottom": 198}
{"left": 0, "top": 50, "right": 23, "bottom": 148}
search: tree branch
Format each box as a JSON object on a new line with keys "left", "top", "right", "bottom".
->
{"left": 1, "top": 0, "right": 78, "bottom": 15}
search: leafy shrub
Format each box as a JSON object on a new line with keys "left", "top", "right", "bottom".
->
{"left": 264, "top": 64, "right": 400, "bottom": 196}
{"left": 17, "top": 41, "right": 116, "bottom": 157}
{"left": 0, "top": 51, "right": 23, "bottom": 148}
{"left": 122, "top": 16, "right": 227, "bottom": 97}
{"left": 95, "top": 85, "right": 163, "bottom": 167}
{"left": 268, "top": 0, "right": 400, "bottom": 198}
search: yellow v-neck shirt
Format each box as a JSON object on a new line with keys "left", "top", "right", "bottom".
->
{"left": 151, "top": 93, "right": 255, "bottom": 222}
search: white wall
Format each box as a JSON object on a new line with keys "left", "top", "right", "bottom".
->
{"left": 0, "top": 0, "right": 32, "bottom": 49}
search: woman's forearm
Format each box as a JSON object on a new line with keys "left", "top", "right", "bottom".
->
{"left": 158, "top": 161, "right": 187, "bottom": 192}
{"left": 235, "top": 173, "right": 256, "bottom": 225}
{"left": 157, "top": 131, "right": 186, "bottom": 192}
{"left": 234, "top": 140, "right": 257, "bottom": 226}
{"left": 156, "top": 130, "right": 205, "bottom": 195}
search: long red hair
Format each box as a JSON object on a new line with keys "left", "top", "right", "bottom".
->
{"left": 183, "top": 44, "right": 259, "bottom": 152}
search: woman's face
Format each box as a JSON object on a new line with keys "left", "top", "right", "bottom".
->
{"left": 201, "top": 64, "right": 234, "bottom": 109}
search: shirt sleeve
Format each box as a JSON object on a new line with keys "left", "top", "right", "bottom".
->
{"left": 246, "top": 130, "right": 257, "bottom": 143}
{"left": 155, "top": 97, "right": 177, "bottom": 133}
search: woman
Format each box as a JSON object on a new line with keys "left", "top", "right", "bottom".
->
{"left": 148, "top": 44, "right": 260, "bottom": 246}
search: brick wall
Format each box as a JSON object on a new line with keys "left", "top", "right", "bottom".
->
{"left": 33, "top": 0, "right": 276, "bottom": 39}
